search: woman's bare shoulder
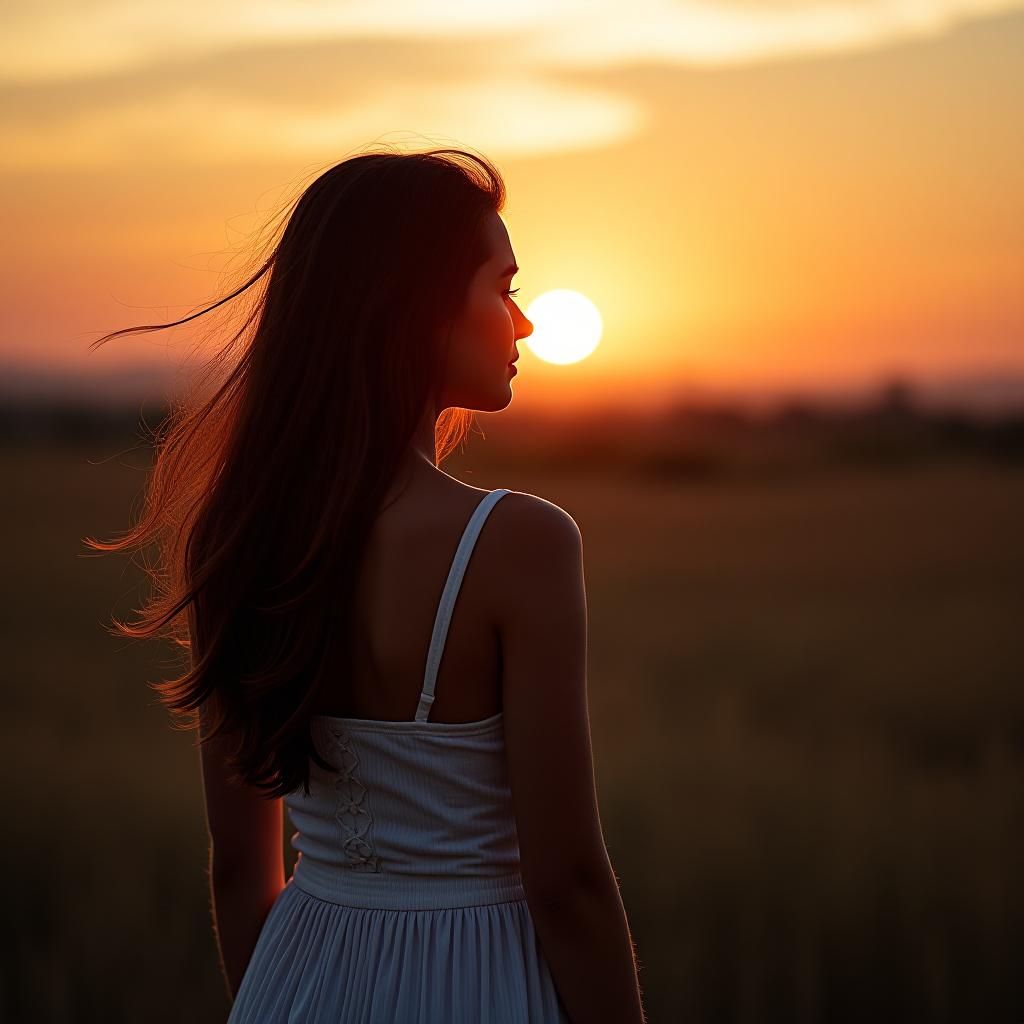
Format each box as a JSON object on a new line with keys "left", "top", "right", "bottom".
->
{"left": 435, "top": 474, "right": 580, "bottom": 548}
{"left": 471, "top": 488, "right": 584, "bottom": 627}
{"left": 487, "top": 488, "right": 581, "bottom": 543}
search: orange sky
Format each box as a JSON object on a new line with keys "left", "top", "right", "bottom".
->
{"left": 2, "top": 1, "right": 1022, "bottom": 411}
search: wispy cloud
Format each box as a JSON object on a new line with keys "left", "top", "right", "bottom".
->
{"left": 0, "top": 31, "right": 643, "bottom": 168}
{"left": 2, "top": 0, "right": 1020, "bottom": 167}
{"left": 6, "top": 0, "right": 1020, "bottom": 82}
{"left": 523, "top": 0, "right": 1024, "bottom": 68}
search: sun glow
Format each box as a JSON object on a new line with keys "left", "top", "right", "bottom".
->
{"left": 523, "top": 289, "right": 603, "bottom": 365}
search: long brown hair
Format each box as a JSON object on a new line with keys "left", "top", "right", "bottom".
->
{"left": 83, "top": 146, "right": 507, "bottom": 798}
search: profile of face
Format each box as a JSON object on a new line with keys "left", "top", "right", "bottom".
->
{"left": 441, "top": 210, "right": 533, "bottom": 413}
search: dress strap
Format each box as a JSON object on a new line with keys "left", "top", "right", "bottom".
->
{"left": 414, "top": 488, "right": 512, "bottom": 723}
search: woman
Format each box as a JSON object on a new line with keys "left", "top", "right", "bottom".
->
{"left": 87, "top": 147, "right": 646, "bottom": 1022}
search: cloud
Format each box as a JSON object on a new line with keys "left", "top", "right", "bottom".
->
{"left": 5, "top": 0, "right": 1023, "bottom": 83}
{"left": 522, "top": 0, "right": 1024, "bottom": 68}
{"left": 1, "top": 0, "right": 1020, "bottom": 167}
{"left": 0, "top": 33, "right": 643, "bottom": 168}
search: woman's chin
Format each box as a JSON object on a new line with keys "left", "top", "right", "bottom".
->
{"left": 493, "top": 386, "right": 515, "bottom": 412}
{"left": 461, "top": 375, "right": 517, "bottom": 413}
{"left": 480, "top": 384, "right": 515, "bottom": 413}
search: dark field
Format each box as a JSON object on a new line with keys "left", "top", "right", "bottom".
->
{"left": 3, "top": 434, "right": 1023, "bottom": 1022}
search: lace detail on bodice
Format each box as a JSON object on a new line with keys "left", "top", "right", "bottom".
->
{"left": 327, "top": 728, "right": 383, "bottom": 873}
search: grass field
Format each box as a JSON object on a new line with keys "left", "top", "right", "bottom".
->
{"left": 3, "top": 439, "right": 1022, "bottom": 1022}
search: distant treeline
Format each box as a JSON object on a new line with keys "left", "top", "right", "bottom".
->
{"left": 495, "top": 386, "right": 1024, "bottom": 480}
{"left": 3, "top": 384, "right": 1023, "bottom": 480}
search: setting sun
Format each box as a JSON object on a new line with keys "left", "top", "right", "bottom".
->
{"left": 523, "top": 289, "right": 603, "bottom": 366}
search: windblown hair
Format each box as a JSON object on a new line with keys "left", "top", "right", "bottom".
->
{"left": 83, "top": 146, "right": 507, "bottom": 799}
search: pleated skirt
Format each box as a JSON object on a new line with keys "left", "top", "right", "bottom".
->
{"left": 226, "top": 877, "right": 571, "bottom": 1023}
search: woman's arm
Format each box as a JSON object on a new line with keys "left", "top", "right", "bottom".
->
{"left": 209, "top": 852, "right": 285, "bottom": 999}
{"left": 492, "top": 494, "right": 647, "bottom": 1023}
{"left": 524, "top": 871, "right": 647, "bottom": 1024}
{"left": 198, "top": 701, "right": 286, "bottom": 1000}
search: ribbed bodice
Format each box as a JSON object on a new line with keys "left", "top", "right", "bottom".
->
{"left": 284, "top": 489, "right": 526, "bottom": 912}
{"left": 285, "top": 712, "right": 526, "bottom": 910}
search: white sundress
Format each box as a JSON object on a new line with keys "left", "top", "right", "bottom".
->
{"left": 226, "top": 488, "right": 571, "bottom": 1023}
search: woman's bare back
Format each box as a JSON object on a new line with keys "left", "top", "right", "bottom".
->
{"left": 310, "top": 463, "right": 507, "bottom": 724}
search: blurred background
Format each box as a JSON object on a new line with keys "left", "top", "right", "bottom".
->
{"left": 3, "top": 1, "right": 1022, "bottom": 1021}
